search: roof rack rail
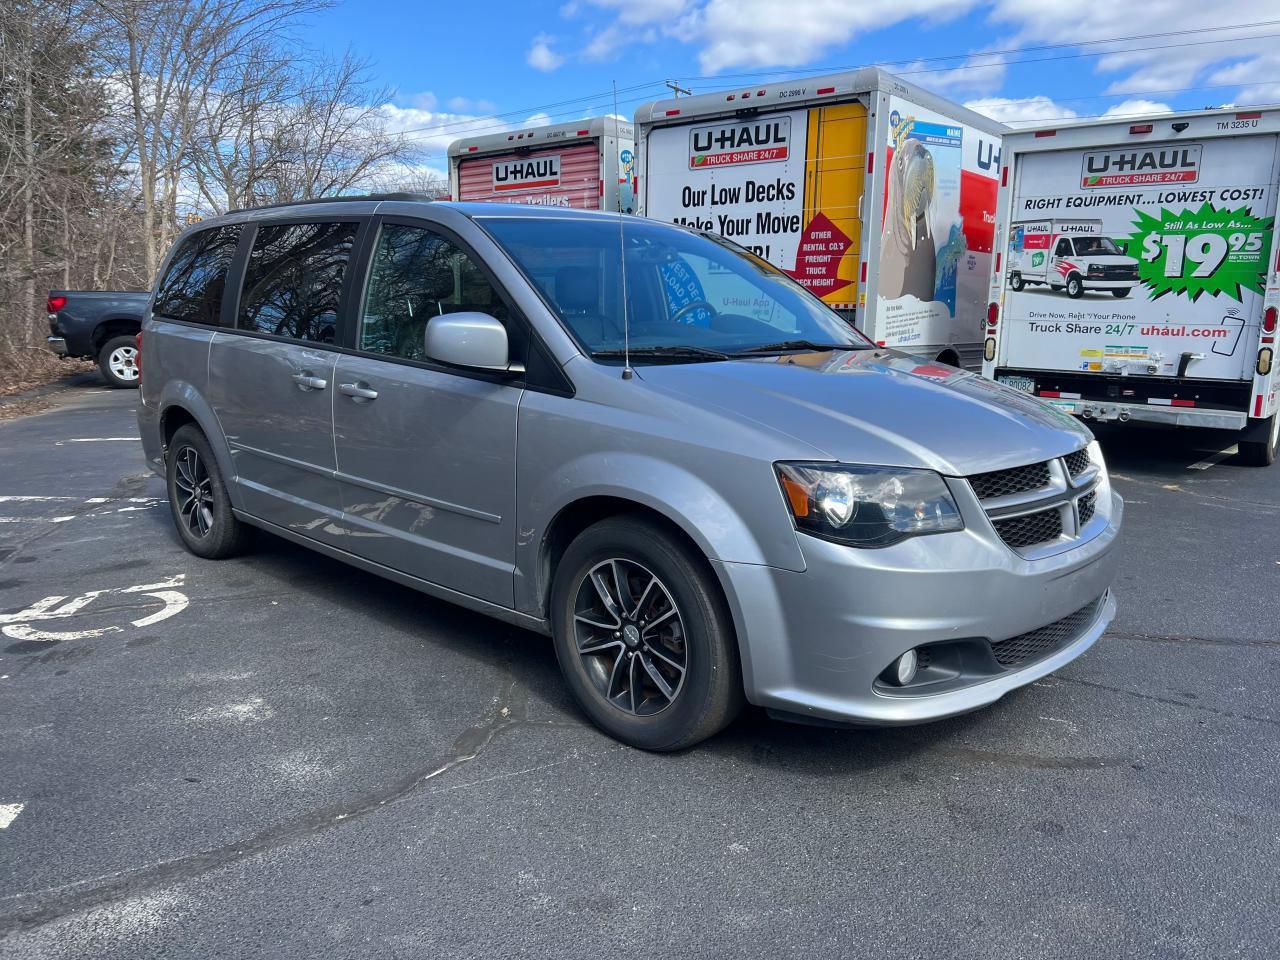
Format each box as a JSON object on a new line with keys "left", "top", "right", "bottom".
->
{"left": 228, "top": 192, "right": 438, "bottom": 214}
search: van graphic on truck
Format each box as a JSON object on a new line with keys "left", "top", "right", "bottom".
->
{"left": 1007, "top": 218, "right": 1140, "bottom": 299}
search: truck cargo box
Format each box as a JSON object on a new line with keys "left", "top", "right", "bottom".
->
{"left": 635, "top": 69, "right": 1006, "bottom": 367}
{"left": 449, "top": 117, "right": 635, "bottom": 212}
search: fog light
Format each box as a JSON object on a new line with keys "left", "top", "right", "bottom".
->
{"left": 889, "top": 649, "right": 918, "bottom": 686}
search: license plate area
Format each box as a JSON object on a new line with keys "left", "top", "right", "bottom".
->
{"left": 998, "top": 374, "right": 1036, "bottom": 394}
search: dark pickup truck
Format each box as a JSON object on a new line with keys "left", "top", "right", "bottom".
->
{"left": 46, "top": 290, "right": 150, "bottom": 388}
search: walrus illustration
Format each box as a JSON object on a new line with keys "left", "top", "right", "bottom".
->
{"left": 879, "top": 120, "right": 937, "bottom": 303}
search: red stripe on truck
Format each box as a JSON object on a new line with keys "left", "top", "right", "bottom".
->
{"left": 1255, "top": 395, "right": 1264, "bottom": 417}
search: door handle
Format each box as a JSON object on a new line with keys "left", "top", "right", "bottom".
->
{"left": 291, "top": 371, "right": 328, "bottom": 391}
{"left": 339, "top": 382, "right": 378, "bottom": 401}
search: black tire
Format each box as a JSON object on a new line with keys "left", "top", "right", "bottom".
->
{"left": 550, "top": 516, "right": 743, "bottom": 751}
{"left": 1008, "top": 272, "right": 1024, "bottom": 291}
{"left": 1049, "top": 284, "right": 1063, "bottom": 292}
{"left": 98, "top": 333, "right": 141, "bottom": 389}
{"left": 1066, "top": 275, "right": 1084, "bottom": 298}
{"left": 166, "top": 424, "right": 252, "bottom": 558}
{"left": 1112, "top": 288, "right": 1129, "bottom": 299}
{"left": 1238, "top": 414, "right": 1279, "bottom": 467}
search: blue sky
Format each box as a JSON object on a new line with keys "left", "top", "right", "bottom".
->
{"left": 301, "top": 0, "right": 1280, "bottom": 176}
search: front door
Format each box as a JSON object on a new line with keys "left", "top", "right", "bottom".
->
{"left": 331, "top": 219, "right": 522, "bottom": 606}
{"left": 207, "top": 219, "right": 361, "bottom": 540}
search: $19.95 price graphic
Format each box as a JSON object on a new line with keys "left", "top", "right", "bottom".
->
{"left": 1128, "top": 202, "right": 1273, "bottom": 302}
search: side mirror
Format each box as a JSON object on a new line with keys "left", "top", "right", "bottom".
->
{"left": 423, "top": 312, "right": 522, "bottom": 374}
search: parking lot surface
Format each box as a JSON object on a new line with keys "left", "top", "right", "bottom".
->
{"left": 1, "top": 383, "right": 1277, "bottom": 959}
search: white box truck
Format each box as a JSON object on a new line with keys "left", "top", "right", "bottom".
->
{"left": 984, "top": 108, "right": 1280, "bottom": 464}
{"left": 448, "top": 117, "right": 636, "bottom": 213}
{"left": 1006, "top": 219, "right": 1141, "bottom": 298}
{"left": 634, "top": 68, "right": 1006, "bottom": 366}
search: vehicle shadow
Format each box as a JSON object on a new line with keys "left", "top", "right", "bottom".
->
{"left": 141, "top": 508, "right": 1077, "bottom": 767}
{"left": 1090, "top": 421, "right": 1242, "bottom": 472}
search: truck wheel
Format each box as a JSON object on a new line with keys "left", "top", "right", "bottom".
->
{"left": 1066, "top": 276, "right": 1084, "bottom": 299}
{"left": 98, "top": 334, "right": 140, "bottom": 388}
{"left": 1009, "top": 272, "right": 1024, "bottom": 291}
{"left": 550, "top": 516, "right": 743, "bottom": 751}
{"left": 166, "top": 425, "right": 253, "bottom": 558}
{"left": 1112, "top": 289, "right": 1129, "bottom": 298}
{"left": 1238, "top": 414, "right": 1279, "bottom": 467}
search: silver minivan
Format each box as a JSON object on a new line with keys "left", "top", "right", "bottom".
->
{"left": 138, "top": 198, "right": 1122, "bottom": 750}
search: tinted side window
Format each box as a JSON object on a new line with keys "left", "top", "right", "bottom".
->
{"left": 238, "top": 221, "right": 358, "bottom": 343}
{"left": 153, "top": 225, "right": 241, "bottom": 324}
{"left": 360, "top": 223, "right": 509, "bottom": 361}
{"left": 1055, "top": 239, "right": 1073, "bottom": 257}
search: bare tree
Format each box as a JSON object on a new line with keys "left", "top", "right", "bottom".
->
{"left": 91, "top": 0, "right": 330, "bottom": 280}
{"left": 190, "top": 50, "right": 420, "bottom": 213}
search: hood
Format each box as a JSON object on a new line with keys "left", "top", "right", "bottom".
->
{"left": 635, "top": 350, "right": 1090, "bottom": 476}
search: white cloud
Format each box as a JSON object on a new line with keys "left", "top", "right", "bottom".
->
{"left": 1101, "top": 98, "right": 1173, "bottom": 118}
{"left": 527, "top": 35, "right": 565, "bottom": 72}
{"left": 965, "top": 95, "right": 1077, "bottom": 127}
{"left": 903, "top": 52, "right": 1008, "bottom": 97}
{"left": 447, "top": 95, "right": 496, "bottom": 114}
{"left": 696, "top": 0, "right": 979, "bottom": 73}
{"left": 987, "top": 0, "right": 1280, "bottom": 102}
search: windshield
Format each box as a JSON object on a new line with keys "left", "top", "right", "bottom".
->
{"left": 477, "top": 216, "right": 870, "bottom": 360}
{"left": 1072, "top": 236, "right": 1121, "bottom": 256}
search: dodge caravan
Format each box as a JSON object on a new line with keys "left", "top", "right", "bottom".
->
{"left": 138, "top": 198, "right": 1122, "bottom": 750}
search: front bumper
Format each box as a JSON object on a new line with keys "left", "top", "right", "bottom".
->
{"left": 46, "top": 336, "right": 68, "bottom": 357}
{"left": 714, "top": 489, "right": 1123, "bottom": 726}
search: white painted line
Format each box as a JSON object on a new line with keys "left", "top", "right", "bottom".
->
{"left": 0, "top": 516, "right": 76, "bottom": 524}
{"left": 54, "top": 437, "right": 140, "bottom": 445}
{"left": 0, "top": 803, "right": 23, "bottom": 830}
{"left": 1188, "top": 447, "right": 1238, "bottom": 470}
{"left": 0, "top": 496, "right": 75, "bottom": 502}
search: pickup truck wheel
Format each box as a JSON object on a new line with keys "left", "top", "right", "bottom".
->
{"left": 550, "top": 516, "right": 743, "bottom": 751}
{"left": 1238, "top": 414, "right": 1279, "bottom": 467}
{"left": 1008, "top": 272, "right": 1024, "bottom": 291}
{"left": 98, "top": 334, "right": 140, "bottom": 388}
{"left": 1066, "top": 276, "right": 1084, "bottom": 299}
{"left": 166, "top": 425, "right": 252, "bottom": 558}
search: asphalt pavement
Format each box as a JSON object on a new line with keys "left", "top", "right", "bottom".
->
{"left": 0, "top": 381, "right": 1276, "bottom": 959}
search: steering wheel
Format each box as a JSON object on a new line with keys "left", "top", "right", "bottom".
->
{"left": 670, "top": 299, "right": 715, "bottom": 324}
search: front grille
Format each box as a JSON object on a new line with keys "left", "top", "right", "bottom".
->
{"left": 969, "top": 462, "right": 1051, "bottom": 500}
{"left": 1091, "top": 265, "right": 1138, "bottom": 280}
{"left": 1077, "top": 491, "right": 1097, "bottom": 527}
{"left": 1064, "top": 448, "right": 1090, "bottom": 479}
{"left": 992, "top": 509, "right": 1063, "bottom": 549}
{"left": 990, "top": 597, "right": 1104, "bottom": 668}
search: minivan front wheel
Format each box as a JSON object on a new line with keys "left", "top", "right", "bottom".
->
{"left": 551, "top": 516, "right": 742, "bottom": 750}
{"left": 166, "top": 425, "right": 251, "bottom": 559}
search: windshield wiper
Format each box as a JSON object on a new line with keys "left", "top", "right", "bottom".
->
{"left": 731, "top": 339, "right": 869, "bottom": 356}
{"left": 592, "top": 345, "right": 731, "bottom": 362}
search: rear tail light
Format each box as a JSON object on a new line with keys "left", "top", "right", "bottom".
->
{"left": 987, "top": 302, "right": 999, "bottom": 328}
{"left": 1264, "top": 306, "right": 1277, "bottom": 334}
{"left": 47, "top": 295, "right": 67, "bottom": 313}
{"left": 135, "top": 331, "right": 143, "bottom": 378}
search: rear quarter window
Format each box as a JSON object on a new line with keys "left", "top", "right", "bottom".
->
{"left": 153, "top": 225, "right": 242, "bottom": 324}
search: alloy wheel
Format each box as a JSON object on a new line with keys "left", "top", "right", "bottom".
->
{"left": 572, "top": 558, "right": 688, "bottom": 716}
{"left": 173, "top": 446, "right": 215, "bottom": 538}
{"left": 108, "top": 345, "right": 139, "bottom": 382}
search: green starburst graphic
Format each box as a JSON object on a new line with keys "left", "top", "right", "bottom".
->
{"left": 1125, "top": 203, "right": 1273, "bottom": 302}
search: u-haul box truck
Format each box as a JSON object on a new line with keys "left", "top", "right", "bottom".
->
{"left": 1007, "top": 219, "right": 1141, "bottom": 298}
{"left": 984, "top": 107, "right": 1280, "bottom": 465}
{"left": 448, "top": 117, "right": 636, "bottom": 212}
{"left": 635, "top": 68, "right": 1006, "bottom": 366}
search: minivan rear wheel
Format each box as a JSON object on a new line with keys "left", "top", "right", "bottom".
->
{"left": 166, "top": 424, "right": 252, "bottom": 559}
{"left": 550, "top": 516, "right": 742, "bottom": 750}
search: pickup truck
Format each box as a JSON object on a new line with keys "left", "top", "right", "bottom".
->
{"left": 46, "top": 290, "right": 150, "bottom": 388}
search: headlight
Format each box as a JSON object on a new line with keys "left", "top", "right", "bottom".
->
{"left": 775, "top": 462, "right": 963, "bottom": 547}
